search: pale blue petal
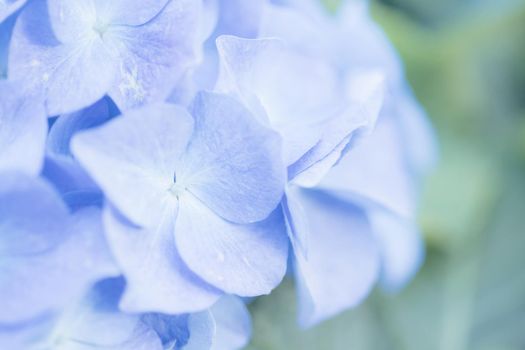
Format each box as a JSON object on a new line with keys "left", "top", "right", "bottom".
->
{"left": 47, "top": 97, "right": 113, "bottom": 158}
{"left": 142, "top": 310, "right": 215, "bottom": 350}
{"left": 0, "top": 81, "right": 47, "bottom": 175}
{"left": 0, "top": 177, "right": 118, "bottom": 323}
{"left": 0, "top": 0, "right": 26, "bottom": 23}
{"left": 216, "top": 35, "right": 341, "bottom": 165}
{"left": 72, "top": 103, "right": 193, "bottom": 227}
{"left": 290, "top": 188, "right": 380, "bottom": 327}
{"left": 93, "top": 0, "right": 171, "bottom": 26}
{"left": 0, "top": 314, "right": 55, "bottom": 349}
{"left": 396, "top": 88, "right": 439, "bottom": 175}
{"left": 8, "top": 0, "right": 118, "bottom": 115}
{"left": 52, "top": 279, "right": 162, "bottom": 350}
{"left": 281, "top": 187, "right": 310, "bottom": 259}
{"left": 213, "top": 0, "right": 265, "bottom": 39}
{"left": 182, "top": 311, "right": 216, "bottom": 350}
{"left": 47, "top": 0, "right": 97, "bottom": 43}
{"left": 0, "top": 173, "right": 68, "bottom": 270}
{"left": 210, "top": 295, "right": 252, "bottom": 350}
{"left": 289, "top": 71, "right": 385, "bottom": 187}
{"left": 369, "top": 209, "right": 424, "bottom": 292}
{"left": 180, "top": 91, "right": 285, "bottom": 224}
{"left": 107, "top": 0, "right": 204, "bottom": 111}
{"left": 42, "top": 156, "right": 100, "bottom": 200}
{"left": 316, "top": 116, "right": 416, "bottom": 218}
{"left": 175, "top": 194, "right": 288, "bottom": 296}
{"left": 103, "top": 206, "right": 222, "bottom": 314}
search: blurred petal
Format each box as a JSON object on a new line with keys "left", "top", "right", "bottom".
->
{"left": 181, "top": 91, "right": 285, "bottom": 224}
{"left": 282, "top": 188, "right": 310, "bottom": 258}
{"left": 0, "top": 177, "right": 118, "bottom": 323}
{"left": 289, "top": 71, "right": 385, "bottom": 186}
{"left": 103, "top": 206, "right": 221, "bottom": 314}
{"left": 0, "top": 0, "right": 26, "bottom": 23}
{"left": 210, "top": 295, "right": 252, "bottom": 350}
{"left": 216, "top": 35, "right": 341, "bottom": 164}
{"left": 290, "top": 188, "right": 380, "bottom": 327}
{"left": 370, "top": 209, "right": 424, "bottom": 291}
{"left": 0, "top": 81, "right": 46, "bottom": 175}
{"left": 175, "top": 194, "right": 288, "bottom": 296}
{"left": 72, "top": 103, "right": 193, "bottom": 227}
{"left": 183, "top": 311, "right": 216, "bottom": 350}
{"left": 212, "top": 0, "right": 265, "bottom": 38}
{"left": 317, "top": 115, "right": 416, "bottom": 218}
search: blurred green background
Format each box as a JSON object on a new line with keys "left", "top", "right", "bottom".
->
{"left": 246, "top": 0, "right": 525, "bottom": 349}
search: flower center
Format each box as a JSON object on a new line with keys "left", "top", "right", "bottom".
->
{"left": 169, "top": 173, "right": 188, "bottom": 198}
{"left": 92, "top": 20, "right": 110, "bottom": 38}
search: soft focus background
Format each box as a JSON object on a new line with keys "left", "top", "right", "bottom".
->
{"left": 246, "top": 0, "right": 525, "bottom": 349}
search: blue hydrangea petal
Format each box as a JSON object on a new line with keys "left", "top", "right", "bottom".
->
{"left": 396, "top": 88, "right": 439, "bottom": 175}
{"left": 50, "top": 279, "right": 162, "bottom": 350}
{"left": 107, "top": 0, "right": 204, "bottom": 111}
{"left": 0, "top": 81, "right": 47, "bottom": 175}
{"left": 175, "top": 194, "right": 288, "bottom": 297}
{"left": 93, "top": 0, "right": 172, "bottom": 26}
{"left": 9, "top": 0, "right": 119, "bottom": 115}
{"left": 210, "top": 295, "right": 252, "bottom": 350}
{"left": 0, "top": 173, "right": 68, "bottom": 263}
{"left": 47, "top": 97, "right": 112, "bottom": 158}
{"left": 216, "top": 35, "right": 340, "bottom": 165}
{"left": 142, "top": 310, "right": 215, "bottom": 350}
{"left": 0, "top": 314, "right": 55, "bottom": 349}
{"left": 212, "top": 0, "right": 265, "bottom": 39}
{"left": 180, "top": 91, "right": 285, "bottom": 224}
{"left": 72, "top": 103, "right": 193, "bottom": 228}
{"left": 0, "top": 176, "right": 118, "bottom": 323}
{"left": 47, "top": 0, "right": 98, "bottom": 44}
{"left": 316, "top": 116, "right": 416, "bottom": 218}
{"left": 0, "top": 0, "right": 26, "bottom": 23}
{"left": 289, "top": 71, "right": 385, "bottom": 187}
{"left": 370, "top": 209, "right": 424, "bottom": 292}
{"left": 182, "top": 311, "right": 216, "bottom": 350}
{"left": 282, "top": 187, "right": 310, "bottom": 259}
{"left": 103, "top": 206, "right": 222, "bottom": 314}
{"left": 290, "top": 188, "right": 380, "bottom": 328}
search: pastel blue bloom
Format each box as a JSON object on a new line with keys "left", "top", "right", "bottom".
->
{"left": 0, "top": 81, "right": 47, "bottom": 175}
{"left": 0, "top": 172, "right": 118, "bottom": 324}
{"left": 210, "top": 0, "right": 435, "bottom": 326}
{"left": 71, "top": 92, "right": 288, "bottom": 313}
{"left": 9, "top": 0, "right": 205, "bottom": 115}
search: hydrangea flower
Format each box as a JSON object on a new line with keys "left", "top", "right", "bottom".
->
{"left": 0, "top": 0, "right": 436, "bottom": 346}
{"left": 71, "top": 92, "right": 288, "bottom": 313}
{"left": 9, "top": 0, "right": 205, "bottom": 115}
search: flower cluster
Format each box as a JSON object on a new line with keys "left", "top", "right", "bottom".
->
{"left": 0, "top": 0, "right": 436, "bottom": 348}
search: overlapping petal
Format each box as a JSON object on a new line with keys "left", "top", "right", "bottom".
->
{"left": 0, "top": 174, "right": 118, "bottom": 324}
{"left": 175, "top": 194, "right": 288, "bottom": 296}
{"left": 289, "top": 188, "right": 380, "bottom": 327}
{"left": 181, "top": 91, "right": 285, "bottom": 224}
{"left": 72, "top": 103, "right": 193, "bottom": 227}
{"left": 0, "top": 81, "right": 47, "bottom": 175}
{"left": 103, "top": 206, "right": 221, "bottom": 314}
